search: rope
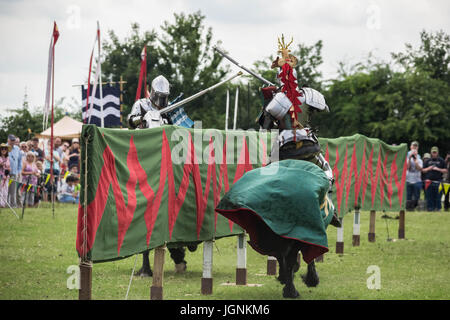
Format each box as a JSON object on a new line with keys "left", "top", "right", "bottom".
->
{"left": 125, "top": 254, "right": 138, "bottom": 300}
{"left": 82, "top": 135, "right": 89, "bottom": 262}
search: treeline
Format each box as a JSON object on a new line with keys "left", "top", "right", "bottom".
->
{"left": 1, "top": 11, "right": 449, "bottom": 154}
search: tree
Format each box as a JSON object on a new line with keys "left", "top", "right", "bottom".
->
{"left": 101, "top": 12, "right": 230, "bottom": 129}
{"left": 0, "top": 97, "right": 68, "bottom": 143}
{"left": 315, "top": 30, "right": 450, "bottom": 154}
{"left": 101, "top": 23, "right": 158, "bottom": 121}
{"left": 157, "top": 11, "right": 230, "bottom": 128}
{"left": 392, "top": 29, "right": 450, "bottom": 82}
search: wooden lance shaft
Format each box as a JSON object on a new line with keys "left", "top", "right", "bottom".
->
{"left": 79, "top": 261, "right": 92, "bottom": 300}
{"left": 398, "top": 210, "right": 405, "bottom": 239}
{"left": 368, "top": 210, "right": 376, "bottom": 242}
{"left": 267, "top": 256, "right": 277, "bottom": 276}
{"left": 150, "top": 245, "right": 166, "bottom": 300}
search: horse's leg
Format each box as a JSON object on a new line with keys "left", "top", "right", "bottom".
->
{"left": 282, "top": 245, "right": 301, "bottom": 298}
{"left": 276, "top": 254, "right": 287, "bottom": 284}
{"left": 302, "top": 260, "right": 320, "bottom": 287}
{"left": 169, "top": 247, "right": 187, "bottom": 273}
{"left": 135, "top": 250, "right": 153, "bottom": 277}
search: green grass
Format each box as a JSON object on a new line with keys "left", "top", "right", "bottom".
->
{"left": 0, "top": 203, "right": 449, "bottom": 300}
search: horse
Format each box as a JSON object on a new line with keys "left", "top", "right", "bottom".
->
{"left": 249, "top": 205, "right": 340, "bottom": 298}
{"left": 216, "top": 159, "right": 341, "bottom": 298}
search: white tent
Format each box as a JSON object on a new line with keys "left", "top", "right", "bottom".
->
{"left": 37, "top": 116, "right": 83, "bottom": 140}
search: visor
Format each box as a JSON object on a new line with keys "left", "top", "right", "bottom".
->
{"left": 151, "top": 90, "right": 169, "bottom": 109}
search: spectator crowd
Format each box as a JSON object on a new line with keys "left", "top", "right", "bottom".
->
{"left": 406, "top": 141, "right": 450, "bottom": 212}
{"left": 0, "top": 134, "right": 80, "bottom": 209}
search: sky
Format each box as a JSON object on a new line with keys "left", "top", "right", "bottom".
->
{"left": 0, "top": 0, "right": 449, "bottom": 115}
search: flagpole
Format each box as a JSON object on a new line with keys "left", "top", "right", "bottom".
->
{"left": 233, "top": 86, "right": 239, "bottom": 130}
{"left": 225, "top": 89, "right": 229, "bottom": 131}
{"left": 97, "top": 21, "right": 104, "bottom": 128}
{"left": 50, "top": 21, "right": 59, "bottom": 218}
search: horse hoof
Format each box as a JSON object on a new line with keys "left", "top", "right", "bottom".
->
{"left": 175, "top": 262, "right": 187, "bottom": 273}
{"left": 283, "top": 286, "right": 300, "bottom": 299}
{"left": 302, "top": 274, "right": 319, "bottom": 287}
{"left": 187, "top": 244, "right": 198, "bottom": 252}
{"left": 135, "top": 268, "right": 152, "bottom": 277}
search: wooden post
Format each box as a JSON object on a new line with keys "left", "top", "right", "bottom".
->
{"left": 78, "top": 261, "right": 92, "bottom": 300}
{"left": 352, "top": 208, "right": 361, "bottom": 246}
{"left": 267, "top": 256, "right": 277, "bottom": 275}
{"left": 236, "top": 233, "right": 247, "bottom": 285}
{"left": 150, "top": 245, "right": 166, "bottom": 300}
{"left": 368, "top": 210, "right": 376, "bottom": 242}
{"left": 201, "top": 240, "right": 213, "bottom": 295}
{"left": 336, "top": 217, "right": 344, "bottom": 254}
{"left": 398, "top": 210, "right": 405, "bottom": 239}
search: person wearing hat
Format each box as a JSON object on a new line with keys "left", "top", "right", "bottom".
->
{"left": 422, "top": 146, "right": 447, "bottom": 211}
{"left": 406, "top": 141, "right": 423, "bottom": 211}
{"left": 0, "top": 143, "right": 12, "bottom": 207}
{"left": 67, "top": 138, "right": 80, "bottom": 173}
{"left": 30, "top": 137, "right": 44, "bottom": 162}
{"left": 7, "top": 134, "right": 23, "bottom": 207}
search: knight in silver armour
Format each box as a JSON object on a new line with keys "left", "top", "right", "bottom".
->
{"left": 128, "top": 74, "right": 195, "bottom": 276}
{"left": 128, "top": 75, "right": 194, "bottom": 129}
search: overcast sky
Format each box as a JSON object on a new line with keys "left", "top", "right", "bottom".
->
{"left": 0, "top": 0, "right": 449, "bottom": 115}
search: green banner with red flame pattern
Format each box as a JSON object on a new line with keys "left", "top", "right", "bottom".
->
{"left": 319, "top": 134, "right": 408, "bottom": 217}
{"left": 76, "top": 125, "right": 274, "bottom": 262}
{"left": 76, "top": 125, "right": 407, "bottom": 263}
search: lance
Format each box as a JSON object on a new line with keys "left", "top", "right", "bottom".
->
{"left": 159, "top": 71, "right": 243, "bottom": 115}
{"left": 213, "top": 46, "right": 275, "bottom": 87}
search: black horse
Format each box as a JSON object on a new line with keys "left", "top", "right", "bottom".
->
{"left": 248, "top": 209, "right": 341, "bottom": 298}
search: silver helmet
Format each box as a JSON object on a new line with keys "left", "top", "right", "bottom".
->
{"left": 150, "top": 75, "right": 170, "bottom": 109}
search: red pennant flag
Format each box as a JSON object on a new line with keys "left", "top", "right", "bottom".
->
{"left": 53, "top": 21, "right": 60, "bottom": 44}
{"left": 424, "top": 179, "right": 432, "bottom": 191}
{"left": 135, "top": 46, "right": 148, "bottom": 101}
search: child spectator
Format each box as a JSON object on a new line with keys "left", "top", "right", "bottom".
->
{"left": 58, "top": 174, "right": 79, "bottom": 204}
{"left": 0, "top": 143, "right": 11, "bottom": 208}
{"left": 34, "top": 160, "right": 44, "bottom": 206}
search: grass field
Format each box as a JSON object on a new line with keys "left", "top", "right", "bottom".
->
{"left": 0, "top": 202, "right": 449, "bottom": 300}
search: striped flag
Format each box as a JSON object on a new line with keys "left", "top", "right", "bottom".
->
{"left": 81, "top": 83, "right": 121, "bottom": 127}
{"left": 43, "top": 21, "right": 59, "bottom": 131}
{"left": 84, "top": 21, "right": 105, "bottom": 126}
